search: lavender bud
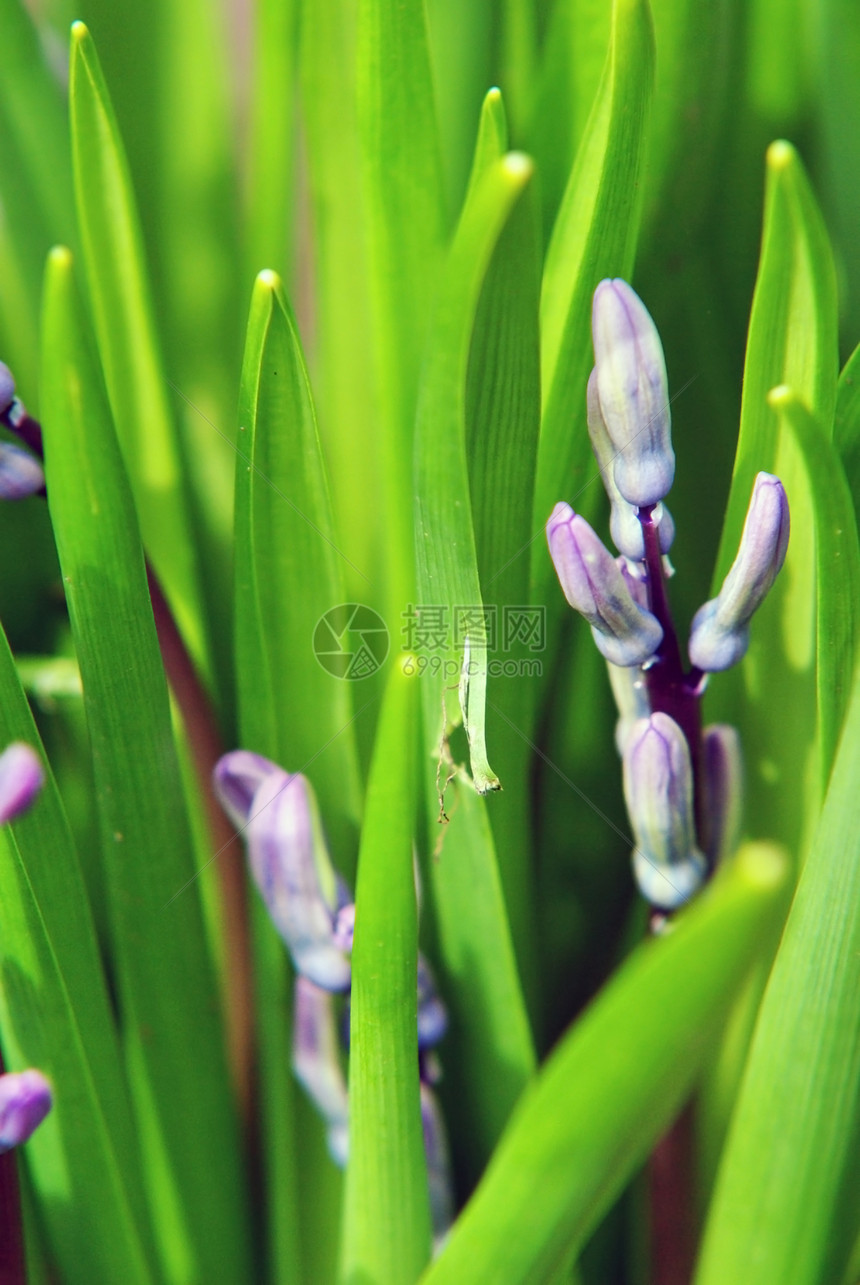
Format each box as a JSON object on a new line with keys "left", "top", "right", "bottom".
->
{"left": 212, "top": 749, "right": 279, "bottom": 829}
{"left": 417, "top": 956, "right": 448, "bottom": 1049}
{"left": 591, "top": 280, "right": 675, "bottom": 507}
{"left": 547, "top": 502, "right": 663, "bottom": 666}
{"left": 0, "top": 442, "right": 45, "bottom": 500}
{"left": 700, "top": 724, "right": 743, "bottom": 869}
{"left": 421, "top": 1082, "right": 454, "bottom": 1248}
{"left": 623, "top": 713, "right": 707, "bottom": 909}
{"left": 688, "top": 473, "right": 789, "bottom": 671}
{"left": 0, "top": 362, "right": 15, "bottom": 414}
{"left": 587, "top": 368, "right": 675, "bottom": 558}
{"left": 214, "top": 752, "right": 351, "bottom": 991}
{"left": 0, "top": 1070, "right": 52, "bottom": 1153}
{"left": 292, "top": 976, "right": 349, "bottom": 1166}
{"left": 0, "top": 742, "right": 44, "bottom": 824}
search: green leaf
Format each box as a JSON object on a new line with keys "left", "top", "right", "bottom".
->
{"left": 40, "top": 246, "right": 252, "bottom": 1284}
{"left": 707, "top": 140, "right": 839, "bottom": 852}
{"left": 340, "top": 662, "right": 431, "bottom": 1283}
{"left": 415, "top": 152, "right": 534, "bottom": 793}
{"left": 695, "top": 662, "right": 860, "bottom": 1285}
{"left": 768, "top": 387, "right": 860, "bottom": 789}
{"left": 0, "top": 624, "right": 159, "bottom": 1285}
{"left": 300, "top": 0, "right": 380, "bottom": 603}
{"left": 235, "top": 269, "right": 361, "bottom": 849}
{"left": 462, "top": 88, "right": 509, "bottom": 207}
{"left": 532, "top": 0, "right": 655, "bottom": 607}
{"left": 462, "top": 88, "right": 543, "bottom": 1001}
{"left": 421, "top": 843, "right": 789, "bottom": 1285}
{"left": 527, "top": 0, "right": 612, "bottom": 234}
{"left": 426, "top": 0, "right": 494, "bottom": 212}
{"left": 245, "top": 0, "right": 298, "bottom": 284}
{"left": 356, "top": 0, "right": 446, "bottom": 621}
{"left": 235, "top": 268, "right": 364, "bottom": 1282}
{"left": 0, "top": 0, "right": 73, "bottom": 392}
{"left": 835, "top": 338, "right": 860, "bottom": 534}
{"left": 423, "top": 777, "right": 536, "bottom": 1183}
{"left": 68, "top": 22, "right": 210, "bottom": 684}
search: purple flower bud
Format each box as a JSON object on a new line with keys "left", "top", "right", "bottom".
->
{"left": 0, "top": 442, "right": 45, "bottom": 500}
{"left": 623, "top": 713, "right": 706, "bottom": 909}
{"left": 587, "top": 368, "right": 675, "bottom": 559}
{"left": 688, "top": 473, "right": 789, "bottom": 671}
{"left": 212, "top": 749, "right": 278, "bottom": 830}
{"left": 0, "top": 362, "right": 15, "bottom": 415}
{"left": 214, "top": 752, "right": 351, "bottom": 991}
{"left": 591, "top": 280, "right": 675, "bottom": 507}
{"left": 700, "top": 724, "right": 743, "bottom": 869}
{"left": 292, "top": 976, "right": 349, "bottom": 1166}
{"left": 546, "top": 502, "right": 663, "bottom": 666}
{"left": 421, "top": 1082, "right": 454, "bottom": 1248}
{"left": 417, "top": 956, "right": 448, "bottom": 1049}
{"left": 0, "top": 1070, "right": 52, "bottom": 1153}
{"left": 0, "top": 742, "right": 44, "bottom": 825}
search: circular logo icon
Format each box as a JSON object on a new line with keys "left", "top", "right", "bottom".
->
{"left": 313, "top": 603, "right": 389, "bottom": 679}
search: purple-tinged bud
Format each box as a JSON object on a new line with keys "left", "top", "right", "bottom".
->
{"left": 587, "top": 368, "right": 675, "bottom": 559}
{"left": 622, "top": 713, "right": 707, "bottom": 909}
{"left": 421, "top": 1082, "right": 454, "bottom": 1248}
{"left": 0, "top": 1070, "right": 52, "bottom": 1153}
{"left": 546, "top": 502, "right": 663, "bottom": 666}
{"left": 0, "top": 442, "right": 45, "bottom": 500}
{"left": 212, "top": 749, "right": 277, "bottom": 830}
{"left": 292, "top": 976, "right": 349, "bottom": 1166}
{"left": 591, "top": 280, "right": 675, "bottom": 507}
{"left": 0, "top": 362, "right": 15, "bottom": 414}
{"left": 688, "top": 473, "right": 789, "bottom": 671}
{"left": 332, "top": 902, "right": 355, "bottom": 954}
{"left": 700, "top": 724, "right": 743, "bottom": 869}
{"left": 417, "top": 956, "right": 448, "bottom": 1049}
{"left": 606, "top": 659, "right": 651, "bottom": 755}
{"left": 214, "top": 751, "right": 351, "bottom": 991}
{"left": 0, "top": 743, "right": 44, "bottom": 824}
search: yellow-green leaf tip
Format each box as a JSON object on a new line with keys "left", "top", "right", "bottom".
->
{"left": 767, "top": 140, "right": 796, "bottom": 172}
{"left": 256, "top": 269, "right": 280, "bottom": 290}
{"left": 734, "top": 841, "right": 789, "bottom": 893}
{"left": 47, "top": 245, "right": 74, "bottom": 272}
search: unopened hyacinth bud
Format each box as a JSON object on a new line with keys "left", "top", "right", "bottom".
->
{"left": 546, "top": 502, "right": 663, "bottom": 666}
{"left": 417, "top": 956, "right": 448, "bottom": 1049}
{"left": 587, "top": 368, "right": 675, "bottom": 560}
{"left": 0, "top": 742, "right": 44, "bottom": 824}
{"left": 688, "top": 472, "right": 789, "bottom": 672}
{"left": 421, "top": 1082, "right": 454, "bottom": 1247}
{"left": 213, "top": 751, "right": 352, "bottom": 992}
{"left": 292, "top": 976, "right": 349, "bottom": 1166}
{"left": 591, "top": 279, "right": 675, "bottom": 507}
{"left": 701, "top": 724, "right": 743, "bottom": 869}
{"left": 0, "top": 1069, "right": 52, "bottom": 1153}
{"left": 0, "top": 361, "right": 14, "bottom": 414}
{"left": 606, "top": 659, "right": 651, "bottom": 756}
{"left": 623, "top": 712, "right": 707, "bottom": 909}
{"left": 0, "top": 442, "right": 45, "bottom": 500}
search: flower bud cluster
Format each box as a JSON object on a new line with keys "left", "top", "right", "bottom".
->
{"left": 0, "top": 361, "right": 45, "bottom": 500}
{"left": 546, "top": 279, "right": 788, "bottom": 912}
{"left": 214, "top": 751, "right": 452, "bottom": 1237}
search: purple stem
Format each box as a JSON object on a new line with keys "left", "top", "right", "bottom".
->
{"left": 1, "top": 403, "right": 45, "bottom": 462}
